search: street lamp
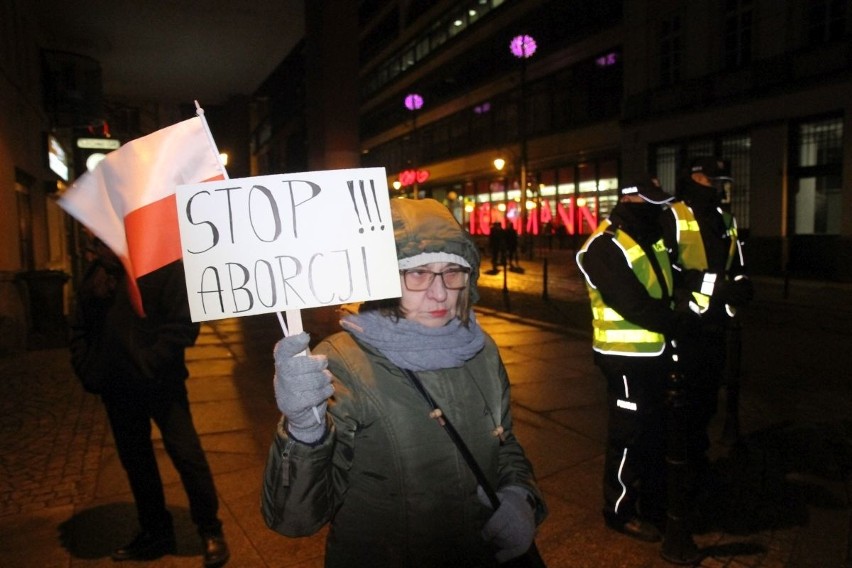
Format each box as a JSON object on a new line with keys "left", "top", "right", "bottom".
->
{"left": 404, "top": 93, "right": 424, "bottom": 199}
{"left": 493, "top": 157, "right": 507, "bottom": 229}
{"left": 510, "top": 34, "right": 536, "bottom": 252}
{"left": 404, "top": 93, "right": 423, "bottom": 111}
{"left": 510, "top": 34, "right": 537, "bottom": 59}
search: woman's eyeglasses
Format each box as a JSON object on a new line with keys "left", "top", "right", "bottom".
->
{"left": 400, "top": 267, "right": 470, "bottom": 291}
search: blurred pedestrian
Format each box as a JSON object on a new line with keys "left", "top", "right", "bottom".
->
{"left": 488, "top": 221, "right": 506, "bottom": 272}
{"left": 555, "top": 223, "right": 568, "bottom": 249}
{"left": 576, "top": 177, "right": 695, "bottom": 543}
{"left": 69, "top": 236, "right": 229, "bottom": 567}
{"left": 505, "top": 223, "right": 519, "bottom": 267}
{"left": 262, "top": 198, "right": 547, "bottom": 567}
{"left": 661, "top": 157, "right": 753, "bottom": 487}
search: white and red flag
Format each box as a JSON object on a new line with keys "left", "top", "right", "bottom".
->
{"left": 59, "top": 113, "right": 225, "bottom": 316}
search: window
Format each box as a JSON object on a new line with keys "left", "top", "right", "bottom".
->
{"left": 721, "top": 136, "right": 751, "bottom": 227}
{"left": 723, "top": 0, "right": 753, "bottom": 69}
{"left": 652, "top": 133, "right": 752, "bottom": 229}
{"left": 449, "top": 113, "right": 470, "bottom": 154}
{"left": 806, "top": 0, "right": 848, "bottom": 46}
{"left": 659, "top": 15, "right": 682, "bottom": 86}
{"left": 415, "top": 37, "right": 430, "bottom": 61}
{"left": 15, "top": 169, "right": 35, "bottom": 271}
{"left": 791, "top": 117, "right": 843, "bottom": 235}
{"left": 654, "top": 145, "right": 678, "bottom": 196}
{"left": 360, "top": 0, "right": 509, "bottom": 99}
{"left": 470, "top": 101, "right": 493, "bottom": 143}
{"left": 596, "top": 159, "right": 620, "bottom": 222}
{"left": 401, "top": 48, "right": 416, "bottom": 71}
{"left": 448, "top": 13, "right": 466, "bottom": 38}
{"left": 526, "top": 84, "right": 551, "bottom": 136}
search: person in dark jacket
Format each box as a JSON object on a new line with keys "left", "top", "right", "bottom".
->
{"left": 577, "top": 177, "right": 697, "bottom": 543}
{"left": 504, "top": 223, "right": 519, "bottom": 267}
{"left": 262, "top": 198, "right": 547, "bottom": 567}
{"left": 488, "top": 221, "right": 506, "bottom": 272}
{"left": 661, "top": 157, "right": 753, "bottom": 484}
{"left": 69, "top": 236, "right": 229, "bottom": 567}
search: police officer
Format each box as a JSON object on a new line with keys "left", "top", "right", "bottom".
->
{"left": 661, "top": 157, "right": 753, "bottom": 487}
{"left": 577, "top": 177, "right": 695, "bottom": 542}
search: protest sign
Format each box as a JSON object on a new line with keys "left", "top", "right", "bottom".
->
{"left": 175, "top": 167, "right": 401, "bottom": 322}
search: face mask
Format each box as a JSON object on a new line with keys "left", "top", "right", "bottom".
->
{"left": 623, "top": 201, "right": 662, "bottom": 223}
{"left": 680, "top": 177, "right": 720, "bottom": 207}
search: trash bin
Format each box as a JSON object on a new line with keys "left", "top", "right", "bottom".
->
{"left": 18, "top": 269, "right": 69, "bottom": 349}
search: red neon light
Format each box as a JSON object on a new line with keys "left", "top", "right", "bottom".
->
{"left": 468, "top": 199, "right": 598, "bottom": 235}
{"left": 475, "top": 203, "right": 492, "bottom": 234}
{"left": 579, "top": 202, "right": 597, "bottom": 232}
{"left": 540, "top": 200, "right": 554, "bottom": 225}
{"left": 398, "top": 169, "right": 430, "bottom": 187}
{"left": 506, "top": 202, "right": 520, "bottom": 233}
{"left": 469, "top": 201, "right": 597, "bottom": 236}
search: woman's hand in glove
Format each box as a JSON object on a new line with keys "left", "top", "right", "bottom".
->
{"left": 478, "top": 485, "right": 537, "bottom": 562}
{"left": 273, "top": 332, "right": 333, "bottom": 444}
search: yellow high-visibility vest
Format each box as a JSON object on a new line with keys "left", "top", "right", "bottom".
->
{"left": 577, "top": 219, "right": 674, "bottom": 357}
{"left": 668, "top": 201, "right": 738, "bottom": 314}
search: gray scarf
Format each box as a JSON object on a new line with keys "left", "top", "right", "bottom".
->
{"left": 341, "top": 310, "right": 485, "bottom": 371}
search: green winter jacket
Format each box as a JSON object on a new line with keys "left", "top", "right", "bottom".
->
{"left": 261, "top": 330, "right": 546, "bottom": 567}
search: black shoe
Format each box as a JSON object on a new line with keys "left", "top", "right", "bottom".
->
{"left": 604, "top": 513, "right": 663, "bottom": 543}
{"left": 201, "top": 531, "right": 230, "bottom": 567}
{"left": 661, "top": 533, "right": 703, "bottom": 565}
{"left": 111, "top": 530, "right": 176, "bottom": 561}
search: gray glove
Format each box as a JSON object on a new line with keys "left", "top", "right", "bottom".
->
{"left": 273, "top": 332, "right": 333, "bottom": 444}
{"left": 478, "top": 485, "right": 537, "bottom": 562}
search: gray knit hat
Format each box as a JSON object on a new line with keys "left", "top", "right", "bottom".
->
{"left": 390, "top": 198, "right": 480, "bottom": 303}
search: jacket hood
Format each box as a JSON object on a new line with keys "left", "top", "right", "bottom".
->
{"left": 391, "top": 198, "right": 481, "bottom": 303}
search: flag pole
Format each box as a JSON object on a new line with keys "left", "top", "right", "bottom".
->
{"left": 195, "top": 102, "right": 310, "bottom": 341}
{"left": 194, "top": 101, "right": 320, "bottom": 425}
{"left": 194, "top": 100, "right": 230, "bottom": 181}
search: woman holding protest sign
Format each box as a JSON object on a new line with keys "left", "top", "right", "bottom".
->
{"left": 262, "top": 198, "right": 547, "bottom": 567}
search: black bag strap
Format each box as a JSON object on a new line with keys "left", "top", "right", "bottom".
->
{"left": 403, "top": 368, "right": 548, "bottom": 568}
{"left": 402, "top": 368, "right": 501, "bottom": 509}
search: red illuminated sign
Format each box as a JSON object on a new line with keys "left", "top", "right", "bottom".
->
{"left": 398, "top": 169, "right": 430, "bottom": 187}
{"left": 468, "top": 198, "right": 597, "bottom": 236}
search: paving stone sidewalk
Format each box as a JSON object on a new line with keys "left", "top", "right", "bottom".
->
{"left": 0, "top": 247, "right": 850, "bottom": 567}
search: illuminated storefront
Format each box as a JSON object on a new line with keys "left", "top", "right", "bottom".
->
{"left": 456, "top": 158, "right": 619, "bottom": 239}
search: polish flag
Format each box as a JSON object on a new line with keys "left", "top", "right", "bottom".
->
{"left": 59, "top": 115, "right": 225, "bottom": 316}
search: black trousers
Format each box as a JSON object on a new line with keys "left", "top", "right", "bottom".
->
{"left": 676, "top": 330, "right": 726, "bottom": 468}
{"left": 102, "top": 382, "right": 221, "bottom": 535}
{"left": 596, "top": 353, "right": 668, "bottom": 521}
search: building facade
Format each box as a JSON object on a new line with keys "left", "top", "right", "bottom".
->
{"left": 1, "top": 0, "right": 252, "bottom": 353}
{"left": 4, "top": 0, "right": 850, "bottom": 354}
{"left": 621, "top": 0, "right": 852, "bottom": 278}
{"left": 0, "top": 1, "right": 70, "bottom": 353}
{"left": 252, "top": 0, "right": 851, "bottom": 279}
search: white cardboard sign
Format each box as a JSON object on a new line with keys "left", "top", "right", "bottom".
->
{"left": 175, "top": 167, "right": 401, "bottom": 322}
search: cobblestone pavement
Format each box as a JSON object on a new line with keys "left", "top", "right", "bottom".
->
{"left": 479, "top": 248, "right": 852, "bottom": 568}
{"left": 0, "top": 246, "right": 850, "bottom": 567}
{"left": 0, "top": 350, "right": 107, "bottom": 519}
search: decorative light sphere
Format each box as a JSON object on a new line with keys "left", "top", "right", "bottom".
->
{"left": 404, "top": 93, "right": 424, "bottom": 111}
{"left": 510, "top": 35, "right": 537, "bottom": 59}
